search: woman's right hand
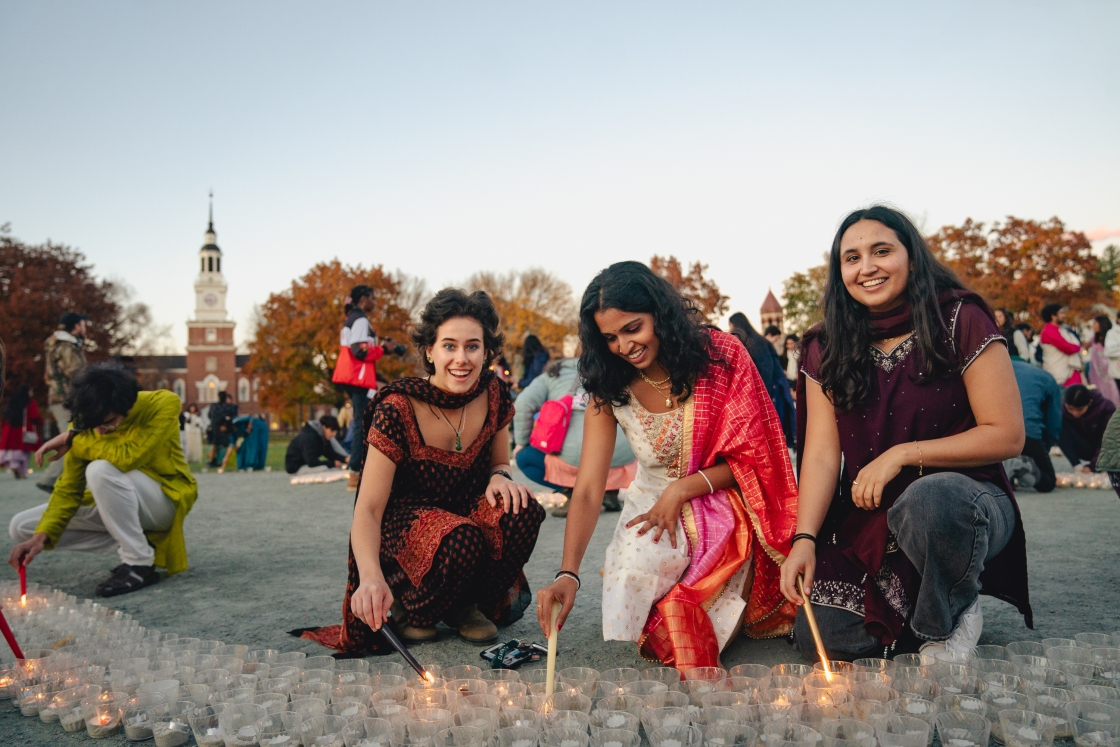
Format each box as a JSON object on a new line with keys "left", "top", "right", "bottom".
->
{"left": 779, "top": 539, "right": 817, "bottom": 606}
{"left": 536, "top": 575, "right": 578, "bottom": 638}
{"left": 351, "top": 577, "right": 394, "bottom": 631}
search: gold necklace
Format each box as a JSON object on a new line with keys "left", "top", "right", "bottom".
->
{"left": 638, "top": 370, "right": 674, "bottom": 408}
{"left": 428, "top": 402, "right": 466, "bottom": 451}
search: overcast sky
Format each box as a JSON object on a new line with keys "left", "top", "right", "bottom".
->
{"left": 3, "top": 2, "right": 1118, "bottom": 351}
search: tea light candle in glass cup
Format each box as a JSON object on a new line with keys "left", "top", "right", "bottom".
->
{"left": 998, "top": 709, "right": 1056, "bottom": 747}
{"left": 541, "top": 726, "right": 592, "bottom": 747}
{"left": 221, "top": 702, "right": 269, "bottom": 746}
{"left": 622, "top": 679, "right": 668, "bottom": 699}
{"left": 460, "top": 693, "right": 502, "bottom": 713}
{"left": 1074, "top": 685, "right": 1120, "bottom": 703}
{"left": 83, "top": 693, "right": 126, "bottom": 738}
{"left": 343, "top": 717, "right": 394, "bottom": 747}
{"left": 541, "top": 691, "right": 593, "bottom": 715}
{"left": 413, "top": 687, "right": 459, "bottom": 712}
{"left": 1006, "top": 642, "right": 1047, "bottom": 659}
{"left": 273, "top": 652, "right": 308, "bottom": 668}
{"left": 1092, "top": 648, "right": 1120, "bottom": 684}
{"left": 369, "top": 684, "right": 413, "bottom": 710}
{"left": 501, "top": 707, "right": 543, "bottom": 730}
{"left": 771, "top": 664, "right": 814, "bottom": 679}
{"left": 18, "top": 683, "right": 53, "bottom": 717}
{"left": 819, "top": 717, "right": 877, "bottom": 747}
{"left": 804, "top": 673, "right": 850, "bottom": 705}
{"left": 641, "top": 667, "right": 685, "bottom": 690}
{"left": 694, "top": 705, "right": 741, "bottom": 729}
{"left": 837, "top": 699, "right": 892, "bottom": 727}
{"left": 256, "top": 691, "right": 291, "bottom": 716}
{"left": 757, "top": 721, "right": 818, "bottom": 747}
{"left": 641, "top": 705, "right": 690, "bottom": 732}
{"left": 0, "top": 666, "right": 19, "bottom": 699}
{"left": 257, "top": 711, "right": 304, "bottom": 746}
{"left": 874, "top": 714, "right": 930, "bottom": 747}
{"left": 983, "top": 690, "right": 1037, "bottom": 740}
{"left": 1020, "top": 685, "right": 1072, "bottom": 739}
{"left": 595, "top": 694, "right": 644, "bottom": 722}
{"left": 435, "top": 724, "right": 486, "bottom": 747}
{"left": 1063, "top": 701, "right": 1120, "bottom": 747}
{"left": 799, "top": 702, "right": 843, "bottom": 733}
{"left": 149, "top": 700, "right": 195, "bottom": 747}
{"left": 729, "top": 664, "right": 771, "bottom": 681}
{"left": 300, "top": 713, "right": 349, "bottom": 746}
{"left": 852, "top": 659, "right": 897, "bottom": 676}
{"left": 293, "top": 681, "right": 333, "bottom": 701}
{"left": 372, "top": 703, "right": 410, "bottom": 721}
{"left": 123, "top": 691, "right": 169, "bottom": 740}
{"left": 702, "top": 691, "right": 752, "bottom": 710}
{"left": 329, "top": 699, "right": 370, "bottom": 721}
{"left": 590, "top": 708, "right": 639, "bottom": 734}
{"left": 287, "top": 696, "right": 330, "bottom": 719}
{"left": 937, "top": 675, "right": 984, "bottom": 697}
{"left": 934, "top": 710, "right": 992, "bottom": 747}
{"left": 591, "top": 727, "right": 642, "bottom": 747}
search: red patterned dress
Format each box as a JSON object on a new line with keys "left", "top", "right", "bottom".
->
{"left": 302, "top": 371, "right": 545, "bottom": 655}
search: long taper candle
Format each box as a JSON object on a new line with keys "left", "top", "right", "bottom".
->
{"left": 0, "top": 605, "right": 24, "bottom": 660}
{"left": 797, "top": 576, "right": 833, "bottom": 680}
{"left": 545, "top": 600, "right": 561, "bottom": 696}
{"left": 19, "top": 564, "right": 27, "bottom": 606}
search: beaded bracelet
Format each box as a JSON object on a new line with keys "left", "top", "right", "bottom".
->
{"left": 555, "top": 571, "right": 581, "bottom": 590}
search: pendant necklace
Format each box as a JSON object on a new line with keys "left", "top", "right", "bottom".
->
{"left": 429, "top": 402, "right": 467, "bottom": 451}
{"left": 638, "top": 370, "right": 674, "bottom": 408}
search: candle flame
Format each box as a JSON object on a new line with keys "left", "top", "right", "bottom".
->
{"left": 20, "top": 594, "right": 26, "bottom": 606}
{"left": 423, "top": 672, "right": 436, "bottom": 683}
{"left": 821, "top": 658, "right": 833, "bottom": 682}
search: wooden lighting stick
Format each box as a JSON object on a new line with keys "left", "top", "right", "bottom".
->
{"left": 379, "top": 623, "right": 434, "bottom": 682}
{"left": 545, "top": 600, "right": 561, "bottom": 696}
{"left": 797, "top": 575, "right": 833, "bottom": 680}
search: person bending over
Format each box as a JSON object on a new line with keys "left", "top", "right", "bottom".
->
{"left": 1010, "top": 356, "right": 1062, "bottom": 492}
{"left": 783, "top": 205, "right": 1031, "bottom": 660}
{"left": 536, "top": 262, "right": 798, "bottom": 672}
{"left": 1059, "top": 384, "right": 1115, "bottom": 473}
{"left": 8, "top": 366, "right": 198, "bottom": 597}
{"left": 285, "top": 415, "right": 349, "bottom": 474}
{"left": 304, "top": 289, "right": 544, "bottom": 654}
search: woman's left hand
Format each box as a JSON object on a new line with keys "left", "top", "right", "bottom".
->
{"left": 850, "top": 445, "right": 907, "bottom": 510}
{"left": 486, "top": 474, "right": 535, "bottom": 514}
{"left": 626, "top": 485, "right": 686, "bottom": 548}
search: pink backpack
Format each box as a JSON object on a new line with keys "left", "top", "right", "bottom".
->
{"left": 529, "top": 377, "right": 579, "bottom": 453}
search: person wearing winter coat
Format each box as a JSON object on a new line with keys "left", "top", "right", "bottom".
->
{"left": 0, "top": 385, "right": 42, "bottom": 478}
{"left": 285, "top": 416, "right": 349, "bottom": 474}
{"left": 1059, "top": 385, "right": 1115, "bottom": 472}
{"left": 38, "top": 312, "right": 88, "bottom": 492}
{"left": 1039, "top": 303, "right": 1083, "bottom": 386}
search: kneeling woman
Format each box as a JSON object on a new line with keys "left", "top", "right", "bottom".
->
{"left": 782, "top": 206, "right": 1031, "bottom": 660}
{"left": 312, "top": 289, "right": 545, "bottom": 653}
{"left": 537, "top": 262, "right": 799, "bottom": 672}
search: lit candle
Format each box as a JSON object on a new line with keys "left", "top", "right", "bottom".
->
{"left": 19, "top": 563, "right": 27, "bottom": 605}
{"left": 606, "top": 715, "right": 627, "bottom": 728}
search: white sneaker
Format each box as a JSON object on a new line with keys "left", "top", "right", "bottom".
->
{"left": 946, "top": 598, "right": 983, "bottom": 653}
{"left": 917, "top": 598, "right": 983, "bottom": 661}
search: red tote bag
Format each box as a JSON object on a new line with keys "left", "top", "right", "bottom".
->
{"left": 331, "top": 346, "right": 379, "bottom": 389}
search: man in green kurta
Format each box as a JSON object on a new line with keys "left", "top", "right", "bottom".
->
{"left": 7, "top": 366, "right": 198, "bottom": 597}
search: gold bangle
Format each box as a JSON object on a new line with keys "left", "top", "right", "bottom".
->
{"left": 915, "top": 441, "right": 923, "bottom": 476}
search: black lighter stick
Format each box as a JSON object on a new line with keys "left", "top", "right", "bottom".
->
{"left": 380, "top": 623, "right": 433, "bottom": 681}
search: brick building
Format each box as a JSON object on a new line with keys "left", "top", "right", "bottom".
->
{"left": 132, "top": 199, "right": 263, "bottom": 416}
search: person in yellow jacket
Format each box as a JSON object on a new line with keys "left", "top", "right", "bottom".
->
{"left": 7, "top": 366, "right": 198, "bottom": 597}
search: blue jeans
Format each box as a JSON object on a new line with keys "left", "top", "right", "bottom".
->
{"left": 347, "top": 387, "right": 369, "bottom": 473}
{"left": 515, "top": 445, "right": 566, "bottom": 492}
{"left": 794, "top": 472, "right": 1015, "bottom": 657}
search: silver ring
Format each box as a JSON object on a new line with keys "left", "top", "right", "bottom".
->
{"left": 852, "top": 481, "right": 859, "bottom": 486}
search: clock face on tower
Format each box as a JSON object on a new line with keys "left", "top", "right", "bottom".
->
{"left": 203, "top": 293, "right": 218, "bottom": 307}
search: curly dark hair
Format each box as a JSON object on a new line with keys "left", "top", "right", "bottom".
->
{"left": 410, "top": 288, "right": 505, "bottom": 375}
{"left": 65, "top": 365, "right": 140, "bottom": 430}
{"left": 578, "top": 261, "right": 714, "bottom": 408}
{"left": 817, "top": 205, "right": 969, "bottom": 411}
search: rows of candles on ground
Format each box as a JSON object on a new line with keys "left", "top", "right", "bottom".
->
{"left": 3, "top": 584, "right": 1120, "bottom": 747}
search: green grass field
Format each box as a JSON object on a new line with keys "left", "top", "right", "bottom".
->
{"left": 187, "top": 433, "right": 293, "bottom": 473}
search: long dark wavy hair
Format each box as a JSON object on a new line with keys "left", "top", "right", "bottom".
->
{"left": 579, "top": 261, "right": 714, "bottom": 408}
{"left": 817, "top": 205, "right": 969, "bottom": 411}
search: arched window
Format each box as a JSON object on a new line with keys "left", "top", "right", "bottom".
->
{"left": 217, "top": 256, "right": 221, "bottom": 273}
{"left": 208, "top": 256, "right": 214, "bottom": 272}
{"left": 238, "top": 378, "right": 251, "bottom": 403}
{"left": 173, "top": 379, "right": 186, "bottom": 401}
{"left": 200, "top": 257, "right": 205, "bottom": 273}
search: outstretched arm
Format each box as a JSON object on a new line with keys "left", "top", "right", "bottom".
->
{"left": 536, "top": 401, "right": 616, "bottom": 636}
{"left": 349, "top": 448, "right": 397, "bottom": 631}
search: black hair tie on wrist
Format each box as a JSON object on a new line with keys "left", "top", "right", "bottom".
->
{"left": 555, "top": 570, "right": 581, "bottom": 590}
{"left": 791, "top": 533, "right": 817, "bottom": 545}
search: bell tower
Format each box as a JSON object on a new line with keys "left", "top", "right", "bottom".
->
{"left": 185, "top": 192, "right": 237, "bottom": 403}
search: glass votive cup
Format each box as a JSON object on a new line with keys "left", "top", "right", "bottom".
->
{"left": 983, "top": 690, "right": 1037, "bottom": 736}
{"left": 541, "top": 692, "right": 593, "bottom": 715}
{"left": 1021, "top": 685, "right": 1073, "bottom": 738}
{"left": 343, "top": 717, "right": 394, "bottom": 747}
{"left": 756, "top": 703, "right": 804, "bottom": 725}
{"left": 1075, "top": 686, "right": 1120, "bottom": 704}
{"left": 546, "top": 709, "right": 592, "bottom": 732}
{"left": 685, "top": 667, "right": 729, "bottom": 686}
{"left": 702, "top": 723, "right": 756, "bottom": 747}
{"left": 601, "top": 669, "right": 640, "bottom": 686}
{"left": 336, "top": 672, "right": 373, "bottom": 688}
{"left": 83, "top": 693, "right": 125, "bottom": 738}
{"left": 891, "top": 697, "right": 937, "bottom": 733}
{"left": 799, "top": 703, "right": 842, "bottom": 732}
{"left": 123, "top": 692, "right": 168, "bottom": 741}
{"left": 495, "top": 725, "right": 540, "bottom": 747}
{"left": 293, "top": 682, "right": 332, "bottom": 700}
{"left": 727, "top": 678, "right": 759, "bottom": 697}
{"left": 503, "top": 707, "right": 544, "bottom": 730}
{"left": 875, "top": 714, "right": 929, "bottom": 747}
{"left": 273, "top": 652, "right": 307, "bottom": 667}
{"left": 595, "top": 695, "right": 644, "bottom": 721}
{"left": 592, "top": 727, "right": 643, "bottom": 747}
{"left": 849, "top": 684, "right": 898, "bottom": 705}
{"left": 771, "top": 665, "right": 813, "bottom": 679}
{"left": 194, "top": 668, "right": 233, "bottom": 691}
{"left": 189, "top": 705, "right": 223, "bottom": 746}
{"left": 756, "top": 688, "right": 804, "bottom": 707}
{"left": 642, "top": 706, "right": 691, "bottom": 732}
{"left": 1063, "top": 700, "right": 1120, "bottom": 734}
{"left": 838, "top": 700, "right": 892, "bottom": 726}
{"left": 257, "top": 711, "right": 303, "bottom": 746}
{"left": 300, "top": 655, "right": 335, "bottom": 672}
{"left": 413, "top": 689, "right": 458, "bottom": 711}
{"left": 1092, "top": 648, "right": 1120, "bottom": 684}
{"left": 846, "top": 672, "right": 892, "bottom": 688}
{"left": 301, "top": 714, "right": 349, "bottom": 746}
{"left": 260, "top": 678, "right": 291, "bottom": 699}
{"left": 933, "top": 710, "right": 991, "bottom": 747}
{"left": 213, "top": 686, "right": 257, "bottom": 710}
{"left": 623, "top": 680, "right": 669, "bottom": 698}
{"left": 148, "top": 700, "right": 195, "bottom": 747}
{"left": 1006, "top": 643, "right": 1047, "bottom": 659}
{"left": 1048, "top": 647, "right": 1094, "bottom": 667}
{"left": 443, "top": 665, "right": 483, "bottom": 681}
{"left": 372, "top": 704, "right": 410, "bottom": 721}
{"left": 891, "top": 655, "right": 924, "bottom": 669}
{"left": 702, "top": 692, "right": 752, "bottom": 710}
{"left": 730, "top": 665, "right": 772, "bottom": 681}
{"left": 938, "top": 676, "right": 985, "bottom": 696}
{"left": 302, "top": 668, "right": 335, "bottom": 685}
{"left": 812, "top": 662, "right": 855, "bottom": 678}
{"left": 1041, "top": 638, "right": 1078, "bottom": 651}
{"left": 973, "top": 645, "right": 1009, "bottom": 661}
{"left": 479, "top": 669, "right": 521, "bottom": 684}
{"left": 757, "top": 722, "right": 819, "bottom": 747}
{"left": 329, "top": 700, "right": 370, "bottom": 721}
{"left": 413, "top": 707, "right": 455, "bottom": 728}
{"left": 852, "top": 659, "right": 896, "bottom": 676}
{"left": 43, "top": 683, "right": 101, "bottom": 724}
{"left": 447, "top": 678, "right": 489, "bottom": 698}
{"left": 370, "top": 685, "right": 413, "bottom": 708}
{"left": 973, "top": 659, "right": 1020, "bottom": 678}
{"left": 247, "top": 649, "right": 279, "bottom": 665}
{"left": 649, "top": 724, "right": 704, "bottom": 747}
{"left": 255, "top": 692, "right": 290, "bottom": 715}
{"left": 694, "top": 705, "right": 740, "bottom": 728}
{"left": 334, "top": 684, "right": 375, "bottom": 704}
{"left": 681, "top": 680, "right": 720, "bottom": 708}
{"left": 453, "top": 706, "right": 500, "bottom": 739}
{"left": 558, "top": 670, "right": 601, "bottom": 698}
{"left": 437, "top": 725, "right": 488, "bottom": 747}
{"left": 542, "top": 726, "right": 592, "bottom": 747}
{"left": 819, "top": 717, "right": 876, "bottom": 747}
{"left": 220, "top": 702, "right": 269, "bottom": 746}
{"left": 287, "top": 696, "right": 329, "bottom": 719}
{"left": 998, "top": 709, "right": 1056, "bottom": 747}
{"left": 243, "top": 661, "right": 271, "bottom": 679}
{"left": 642, "top": 668, "right": 685, "bottom": 687}
{"left": 460, "top": 693, "right": 502, "bottom": 712}
{"left": 18, "top": 682, "right": 53, "bottom": 717}
{"left": 644, "top": 691, "right": 691, "bottom": 710}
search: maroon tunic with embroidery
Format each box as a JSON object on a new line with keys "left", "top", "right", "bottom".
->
{"left": 799, "top": 297, "right": 1032, "bottom": 645}
{"left": 300, "top": 372, "right": 544, "bottom": 655}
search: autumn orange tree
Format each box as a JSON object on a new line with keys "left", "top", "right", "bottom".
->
{"left": 781, "top": 254, "right": 829, "bottom": 335}
{"left": 927, "top": 216, "right": 1113, "bottom": 320}
{"left": 466, "top": 268, "right": 577, "bottom": 360}
{"left": 246, "top": 260, "right": 416, "bottom": 422}
{"left": 650, "top": 255, "right": 729, "bottom": 322}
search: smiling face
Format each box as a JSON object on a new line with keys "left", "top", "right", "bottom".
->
{"left": 839, "top": 219, "right": 911, "bottom": 312}
{"left": 593, "top": 308, "right": 661, "bottom": 372}
{"left": 428, "top": 316, "right": 486, "bottom": 393}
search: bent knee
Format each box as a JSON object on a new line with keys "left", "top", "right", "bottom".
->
{"left": 514, "top": 497, "right": 546, "bottom": 528}
{"left": 438, "top": 524, "right": 487, "bottom": 567}
{"left": 9, "top": 508, "right": 43, "bottom": 542}
{"left": 888, "top": 473, "right": 974, "bottom": 532}
{"left": 84, "top": 459, "right": 118, "bottom": 485}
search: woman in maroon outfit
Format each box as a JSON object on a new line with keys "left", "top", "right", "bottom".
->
{"left": 302, "top": 289, "right": 544, "bottom": 654}
{"left": 783, "top": 206, "right": 1032, "bottom": 660}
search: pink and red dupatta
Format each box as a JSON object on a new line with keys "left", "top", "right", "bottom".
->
{"left": 640, "top": 330, "right": 799, "bottom": 670}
